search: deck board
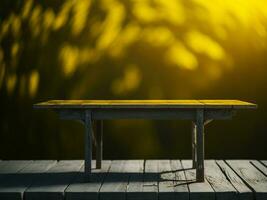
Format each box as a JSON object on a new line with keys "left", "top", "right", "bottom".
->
{"left": 216, "top": 160, "right": 253, "bottom": 200}
{"left": 251, "top": 160, "right": 267, "bottom": 177}
{"left": 0, "top": 160, "right": 32, "bottom": 174}
{"left": 143, "top": 160, "right": 159, "bottom": 200}
{"left": 170, "top": 160, "right": 189, "bottom": 200}
{"left": 65, "top": 160, "right": 111, "bottom": 200}
{"left": 181, "top": 160, "right": 215, "bottom": 200}
{"left": 24, "top": 160, "right": 83, "bottom": 200}
{"left": 0, "top": 160, "right": 266, "bottom": 200}
{"left": 158, "top": 160, "right": 176, "bottom": 200}
{"left": 205, "top": 160, "right": 237, "bottom": 200}
{"left": 226, "top": 160, "right": 267, "bottom": 200}
{"left": 260, "top": 161, "right": 267, "bottom": 168}
{"left": 126, "top": 160, "right": 144, "bottom": 200}
{"left": 0, "top": 160, "right": 56, "bottom": 200}
{"left": 99, "top": 160, "right": 128, "bottom": 200}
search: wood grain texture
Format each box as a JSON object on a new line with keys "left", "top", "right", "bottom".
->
{"left": 99, "top": 160, "right": 128, "bottom": 200}
{"left": 205, "top": 160, "right": 238, "bottom": 200}
{"left": 260, "top": 161, "right": 267, "bottom": 167}
{"left": 143, "top": 160, "right": 159, "bottom": 200}
{"left": 181, "top": 160, "right": 215, "bottom": 200}
{"left": 96, "top": 120, "right": 103, "bottom": 169}
{"left": 0, "top": 160, "right": 56, "bottom": 200}
{"left": 250, "top": 160, "right": 267, "bottom": 177}
{"left": 158, "top": 160, "right": 176, "bottom": 200}
{"left": 170, "top": 160, "right": 189, "bottom": 200}
{"left": 216, "top": 160, "right": 253, "bottom": 200}
{"left": 65, "top": 160, "right": 111, "bottom": 200}
{"left": 191, "top": 122, "right": 197, "bottom": 168}
{"left": 57, "top": 108, "right": 236, "bottom": 120}
{"left": 125, "top": 160, "right": 144, "bottom": 200}
{"left": 199, "top": 100, "right": 257, "bottom": 109}
{"left": 0, "top": 160, "right": 265, "bottom": 200}
{"left": 34, "top": 99, "right": 257, "bottom": 109}
{"left": 24, "top": 160, "right": 83, "bottom": 200}
{"left": 226, "top": 160, "right": 267, "bottom": 200}
{"left": 196, "top": 109, "right": 204, "bottom": 182}
{"left": 0, "top": 160, "right": 35, "bottom": 200}
{"left": 0, "top": 160, "right": 32, "bottom": 174}
{"left": 84, "top": 110, "right": 93, "bottom": 176}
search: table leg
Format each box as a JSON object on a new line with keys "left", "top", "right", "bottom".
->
{"left": 196, "top": 109, "right": 205, "bottom": 182}
{"left": 96, "top": 120, "right": 103, "bottom": 169}
{"left": 192, "top": 121, "right": 197, "bottom": 168}
{"left": 84, "top": 110, "right": 93, "bottom": 177}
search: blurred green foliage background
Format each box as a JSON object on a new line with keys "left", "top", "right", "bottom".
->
{"left": 0, "top": 0, "right": 267, "bottom": 160}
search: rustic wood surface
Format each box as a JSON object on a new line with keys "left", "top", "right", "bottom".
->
{"left": 226, "top": 160, "right": 267, "bottom": 200}
{"left": 0, "top": 160, "right": 266, "bottom": 200}
{"left": 34, "top": 100, "right": 257, "bottom": 109}
{"left": 33, "top": 100, "right": 257, "bottom": 183}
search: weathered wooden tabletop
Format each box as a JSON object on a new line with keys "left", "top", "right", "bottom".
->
{"left": 0, "top": 160, "right": 266, "bottom": 200}
{"left": 34, "top": 99, "right": 257, "bottom": 109}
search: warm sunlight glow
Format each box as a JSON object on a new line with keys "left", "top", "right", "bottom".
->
{"left": 1, "top": 0, "right": 267, "bottom": 97}
{"left": 186, "top": 31, "right": 225, "bottom": 60}
{"left": 112, "top": 65, "right": 141, "bottom": 95}
{"left": 7, "top": 74, "right": 17, "bottom": 95}
{"left": 60, "top": 44, "right": 79, "bottom": 77}
{"left": 29, "top": 70, "right": 39, "bottom": 97}
{"left": 71, "top": 0, "right": 91, "bottom": 36}
{"left": 166, "top": 42, "right": 198, "bottom": 70}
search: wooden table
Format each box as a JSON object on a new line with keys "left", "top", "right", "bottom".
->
{"left": 34, "top": 100, "right": 257, "bottom": 182}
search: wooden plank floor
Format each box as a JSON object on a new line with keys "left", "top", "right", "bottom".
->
{"left": 0, "top": 160, "right": 266, "bottom": 200}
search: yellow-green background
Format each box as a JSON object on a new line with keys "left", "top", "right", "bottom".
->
{"left": 0, "top": 0, "right": 266, "bottom": 159}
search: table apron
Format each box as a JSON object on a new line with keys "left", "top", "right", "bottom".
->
{"left": 56, "top": 108, "right": 235, "bottom": 121}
